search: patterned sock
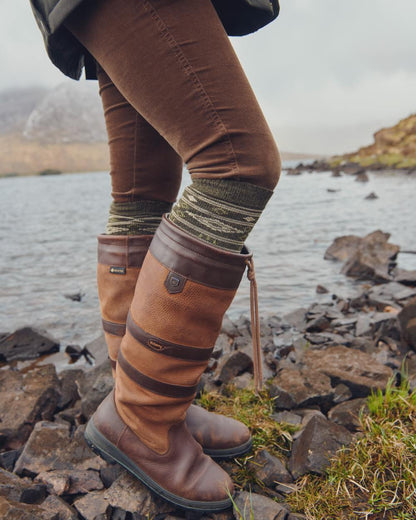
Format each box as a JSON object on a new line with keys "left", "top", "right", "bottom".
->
{"left": 106, "top": 200, "right": 173, "bottom": 235}
{"left": 169, "top": 179, "right": 273, "bottom": 252}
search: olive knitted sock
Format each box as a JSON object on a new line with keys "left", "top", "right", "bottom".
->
{"left": 169, "top": 179, "right": 273, "bottom": 252}
{"left": 106, "top": 200, "right": 173, "bottom": 235}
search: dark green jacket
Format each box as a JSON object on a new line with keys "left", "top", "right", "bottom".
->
{"left": 31, "top": 0, "right": 279, "bottom": 80}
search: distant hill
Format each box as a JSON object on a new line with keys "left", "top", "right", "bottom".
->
{"left": 332, "top": 113, "right": 416, "bottom": 170}
{"left": 0, "top": 83, "right": 315, "bottom": 176}
{"left": 0, "top": 87, "right": 47, "bottom": 135}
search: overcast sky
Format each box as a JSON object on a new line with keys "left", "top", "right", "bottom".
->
{"left": 1, "top": 0, "right": 415, "bottom": 154}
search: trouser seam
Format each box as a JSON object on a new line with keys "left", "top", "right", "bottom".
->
{"left": 142, "top": 0, "right": 240, "bottom": 176}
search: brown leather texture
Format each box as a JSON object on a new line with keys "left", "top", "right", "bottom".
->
{"left": 97, "top": 235, "right": 153, "bottom": 366}
{"left": 97, "top": 264, "right": 140, "bottom": 326}
{"left": 93, "top": 392, "right": 233, "bottom": 502}
{"left": 116, "top": 218, "right": 249, "bottom": 453}
{"left": 150, "top": 216, "right": 251, "bottom": 290}
{"left": 97, "top": 234, "right": 153, "bottom": 267}
{"left": 127, "top": 312, "right": 213, "bottom": 362}
{"left": 185, "top": 404, "right": 250, "bottom": 450}
{"left": 118, "top": 350, "right": 199, "bottom": 398}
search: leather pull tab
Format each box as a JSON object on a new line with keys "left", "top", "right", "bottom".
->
{"left": 246, "top": 257, "right": 263, "bottom": 394}
{"left": 165, "top": 272, "right": 186, "bottom": 294}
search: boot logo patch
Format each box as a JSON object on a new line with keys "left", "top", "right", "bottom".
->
{"left": 164, "top": 272, "right": 186, "bottom": 294}
{"left": 148, "top": 340, "right": 165, "bottom": 351}
{"left": 110, "top": 266, "right": 126, "bottom": 275}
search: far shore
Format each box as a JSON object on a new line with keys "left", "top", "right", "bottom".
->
{"left": 0, "top": 133, "right": 325, "bottom": 178}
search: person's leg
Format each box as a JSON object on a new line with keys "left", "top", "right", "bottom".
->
{"left": 66, "top": 0, "right": 281, "bottom": 509}
{"left": 96, "top": 65, "right": 180, "bottom": 372}
{"left": 96, "top": 67, "right": 252, "bottom": 460}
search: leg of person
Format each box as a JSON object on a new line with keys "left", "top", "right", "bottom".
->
{"left": 66, "top": 0, "right": 281, "bottom": 510}
{"left": 95, "top": 64, "right": 181, "bottom": 375}
{"left": 96, "top": 66, "right": 252, "bottom": 458}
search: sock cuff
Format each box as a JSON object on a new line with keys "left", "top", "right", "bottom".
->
{"left": 191, "top": 178, "right": 273, "bottom": 210}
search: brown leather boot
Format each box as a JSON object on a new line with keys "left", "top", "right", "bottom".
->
{"left": 97, "top": 233, "right": 252, "bottom": 458}
{"left": 87, "top": 217, "right": 255, "bottom": 510}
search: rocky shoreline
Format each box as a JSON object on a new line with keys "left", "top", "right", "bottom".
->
{"left": 1, "top": 231, "right": 416, "bottom": 519}
{"left": 286, "top": 159, "right": 416, "bottom": 179}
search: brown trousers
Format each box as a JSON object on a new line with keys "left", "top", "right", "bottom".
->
{"left": 66, "top": 0, "right": 281, "bottom": 204}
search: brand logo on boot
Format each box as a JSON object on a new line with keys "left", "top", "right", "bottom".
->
{"left": 110, "top": 266, "right": 127, "bottom": 275}
{"left": 164, "top": 272, "right": 186, "bottom": 294}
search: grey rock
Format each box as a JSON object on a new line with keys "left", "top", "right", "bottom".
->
{"left": 305, "top": 316, "right": 330, "bottom": 333}
{"left": 365, "top": 192, "right": 378, "bottom": 200}
{"left": 100, "top": 464, "right": 123, "bottom": 489}
{"left": 213, "top": 333, "right": 232, "bottom": 359}
{"left": 324, "top": 235, "right": 362, "bottom": 262}
{"left": 0, "top": 327, "right": 59, "bottom": 362}
{"left": 355, "top": 172, "right": 369, "bottom": 182}
{"left": 35, "top": 469, "right": 103, "bottom": 495}
{"left": 214, "top": 350, "right": 253, "bottom": 384}
{"left": 76, "top": 359, "right": 113, "bottom": 420}
{"left": 0, "top": 365, "right": 60, "bottom": 450}
{"left": 332, "top": 383, "right": 353, "bottom": 404}
{"left": 328, "top": 398, "right": 368, "bottom": 432}
{"left": 248, "top": 450, "right": 292, "bottom": 487}
{"left": 57, "top": 369, "right": 83, "bottom": 410}
{"left": 0, "top": 495, "right": 55, "bottom": 520}
{"left": 233, "top": 491, "right": 290, "bottom": 520}
{"left": 272, "top": 411, "right": 302, "bottom": 426}
{"left": 394, "top": 269, "right": 416, "bottom": 287}
{"left": 40, "top": 495, "right": 78, "bottom": 520}
{"left": 288, "top": 415, "right": 352, "bottom": 479}
{"left": 104, "top": 471, "right": 173, "bottom": 516}
{"left": 73, "top": 491, "right": 109, "bottom": 520}
{"left": 232, "top": 372, "right": 254, "bottom": 390}
{"left": 221, "top": 315, "right": 240, "bottom": 338}
{"left": 269, "top": 368, "right": 333, "bottom": 411}
{"left": 282, "top": 308, "right": 307, "bottom": 331}
{"left": 0, "top": 468, "right": 46, "bottom": 504}
{"left": 82, "top": 334, "right": 110, "bottom": 369}
{"left": 15, "top": 422, "right": 103, "bottom": 477}
{"left": 341, "top": 164, "right": 366, "bottom": 175}
{"left": 367, "top": 282, "right": 416, "bottom": 308}
{"left": 316, "top": 284, "right": 329, "bottom": 294}
{"left": 0, "top": 449, "right": 22, "bottom": 472}
{"left": 303, "top": 345, "right": 393, "bottom": 397}
{"left": 398, "top": 297, "right": 416, "bottom": 351}
{"left": 341, "top": 230, "right": 399, "bottom": 282}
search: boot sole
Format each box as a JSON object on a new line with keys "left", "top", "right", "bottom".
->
{"left": 85, "top": 418, "right": 233, "bottom": 512}
{"left": 204, "top": 437, "right": 253, "bottom": 459}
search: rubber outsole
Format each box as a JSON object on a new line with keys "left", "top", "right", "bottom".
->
{"left": 203, "top": 437, "right": 253, "bottom": 459}
{"left": 84, "top": 419, "right": 233, "bottom": 512}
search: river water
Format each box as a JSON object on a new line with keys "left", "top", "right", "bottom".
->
{"left": 1, "top": 165, "right": 415, "bottom": 347}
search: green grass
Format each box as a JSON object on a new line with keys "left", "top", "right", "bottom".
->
{"left": 286, "top": 377, "right": 416, "bottom": 519}
{"left": 198, "top": 377, "right": 416, "bottom": 519}
{"left": 197, "top": 385, "right": 297, "bottom": 491}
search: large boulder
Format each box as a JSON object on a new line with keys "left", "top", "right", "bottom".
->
{"left": 341, "top": 231, "right": 399, "bottom": 282}
{"left": 325, "top": 231, "right": 400, "bottom": 283}
{"left": 303, "top": 345, "right": 392, "bottom": 397}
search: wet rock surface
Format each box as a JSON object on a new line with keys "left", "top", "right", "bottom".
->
{"left": 1, "top": 230, "right": 415, "bottom": 518}
{"left": 0, "top": 327, "right": 59, "bottom": 362}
